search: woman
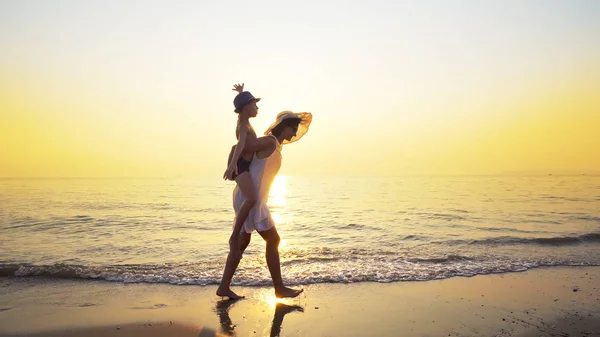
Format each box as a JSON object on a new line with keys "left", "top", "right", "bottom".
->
{"left": 217, "top": 111, "right": 313, "bottom": 299}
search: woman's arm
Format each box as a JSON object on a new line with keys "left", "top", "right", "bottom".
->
{"left": 244, "top": 136, "right": 276, "bottom": 152}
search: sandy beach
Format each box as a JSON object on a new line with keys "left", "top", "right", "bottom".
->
{"left": 1, "top": 266, "right": 599, "bottom": 337}
{"left": 3, "top": 0, "right": 600, "bottom": 335}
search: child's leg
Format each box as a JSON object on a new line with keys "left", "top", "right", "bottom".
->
{"left": 239, "top": 231, "right": 252, "bottom": 253}
{"left": 230, "top": 172, "right": 256, "bottom": 255}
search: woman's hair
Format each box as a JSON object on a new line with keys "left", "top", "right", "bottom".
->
{"left": 271, "top": 118, "right": 301, "bottom": 137}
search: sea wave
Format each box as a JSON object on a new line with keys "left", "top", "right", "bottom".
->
{"left": 442, "top": 233, "right": 600, "bottom": 246}
{"left": 1, "top": 257, "right": 598, "bottom": 286}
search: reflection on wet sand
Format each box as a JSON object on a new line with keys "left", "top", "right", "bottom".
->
{"left": 214, "top": 299, "right": 239, "bottom": 336}
{"left": 214, "top": 299, "right": 304, "bottom": 337}
{"left": 270, "top": 302, "right": 304, "bottom": 337}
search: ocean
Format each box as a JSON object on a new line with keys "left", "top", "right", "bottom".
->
{"left": 1, "top": 175, "right": 599, "bottom": 286}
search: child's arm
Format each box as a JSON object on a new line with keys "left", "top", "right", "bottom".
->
{"left": 223, "top": 122, "right": 250, "bottom": 180}
{"left": 232, "top": 83, "right": 244, "bottom": 93}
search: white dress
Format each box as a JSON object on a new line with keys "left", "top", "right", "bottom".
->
{"left": 232, "top": 137, "right": 282, "bottom": 233}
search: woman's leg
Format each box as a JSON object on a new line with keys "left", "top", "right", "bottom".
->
{"left": 216, "top": 231, "right": 251, "bottom": 299}
{"left": 216, "top": 172, "right": 256, "bottom": 299}
{"left": 258, "top": 227, "right": 303, "bottom": 298}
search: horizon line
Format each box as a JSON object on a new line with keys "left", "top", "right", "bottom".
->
{"left": 1, "top": 172, "right": 599, "bottom": 180}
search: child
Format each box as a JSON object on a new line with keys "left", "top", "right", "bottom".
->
{"left": 222, "top": 84, "right": 260, "bottom": 261}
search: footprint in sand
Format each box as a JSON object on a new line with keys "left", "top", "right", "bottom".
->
{"left": 131, "top": 303, "right": 168, "bottom": 309}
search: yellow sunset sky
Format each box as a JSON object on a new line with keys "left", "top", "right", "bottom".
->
{"left": 1, "top": 1, "right": 599, "bottom": 178}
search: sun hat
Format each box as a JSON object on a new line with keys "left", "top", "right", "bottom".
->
{"left": 233, "top": 91, "right": 261, "bottom": 113}
{"left": 264, "top": 111, "right": 312, "bottom": 145}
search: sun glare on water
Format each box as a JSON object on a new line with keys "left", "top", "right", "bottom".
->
{"left": 254, "top": 288, "right": 286, "bottom": 309}
{"left": 269, "top": 176, "right": 288, "bottom": 208}
{"left": 269, "top": 176, "right": 288, "bottom": 225}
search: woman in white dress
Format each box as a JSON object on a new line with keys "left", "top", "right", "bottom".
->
{"left": 217, "top": 111, "right": 312, "bottom": 299}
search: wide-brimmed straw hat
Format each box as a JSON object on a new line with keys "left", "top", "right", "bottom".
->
{"left": 264, "top": 111, "right": 312, "bottom": 145}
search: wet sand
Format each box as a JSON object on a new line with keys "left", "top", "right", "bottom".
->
{"left": 1, "top": 266, "right": 599, "bottom": 337}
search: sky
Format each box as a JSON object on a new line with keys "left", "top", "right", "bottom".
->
{"left": 1, "top": 0, "right": 599, "bottom": 177}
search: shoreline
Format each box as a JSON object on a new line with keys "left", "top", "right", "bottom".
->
{"left": 2, "top": 263, "right": 599, "bottom": 286}
{"left": 1, "top": 266, "right": 600, "bottom": 336}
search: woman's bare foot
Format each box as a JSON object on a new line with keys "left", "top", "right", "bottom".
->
{"left": 216, "top": 287, "right": 245, "bottom": 300}
{"left": 274, "top": 286, "right": 304, "bottom": 298}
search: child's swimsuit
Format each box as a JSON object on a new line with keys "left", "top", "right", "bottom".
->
{"left": 232, "top": 156, "right": 251, "bottom": 179}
